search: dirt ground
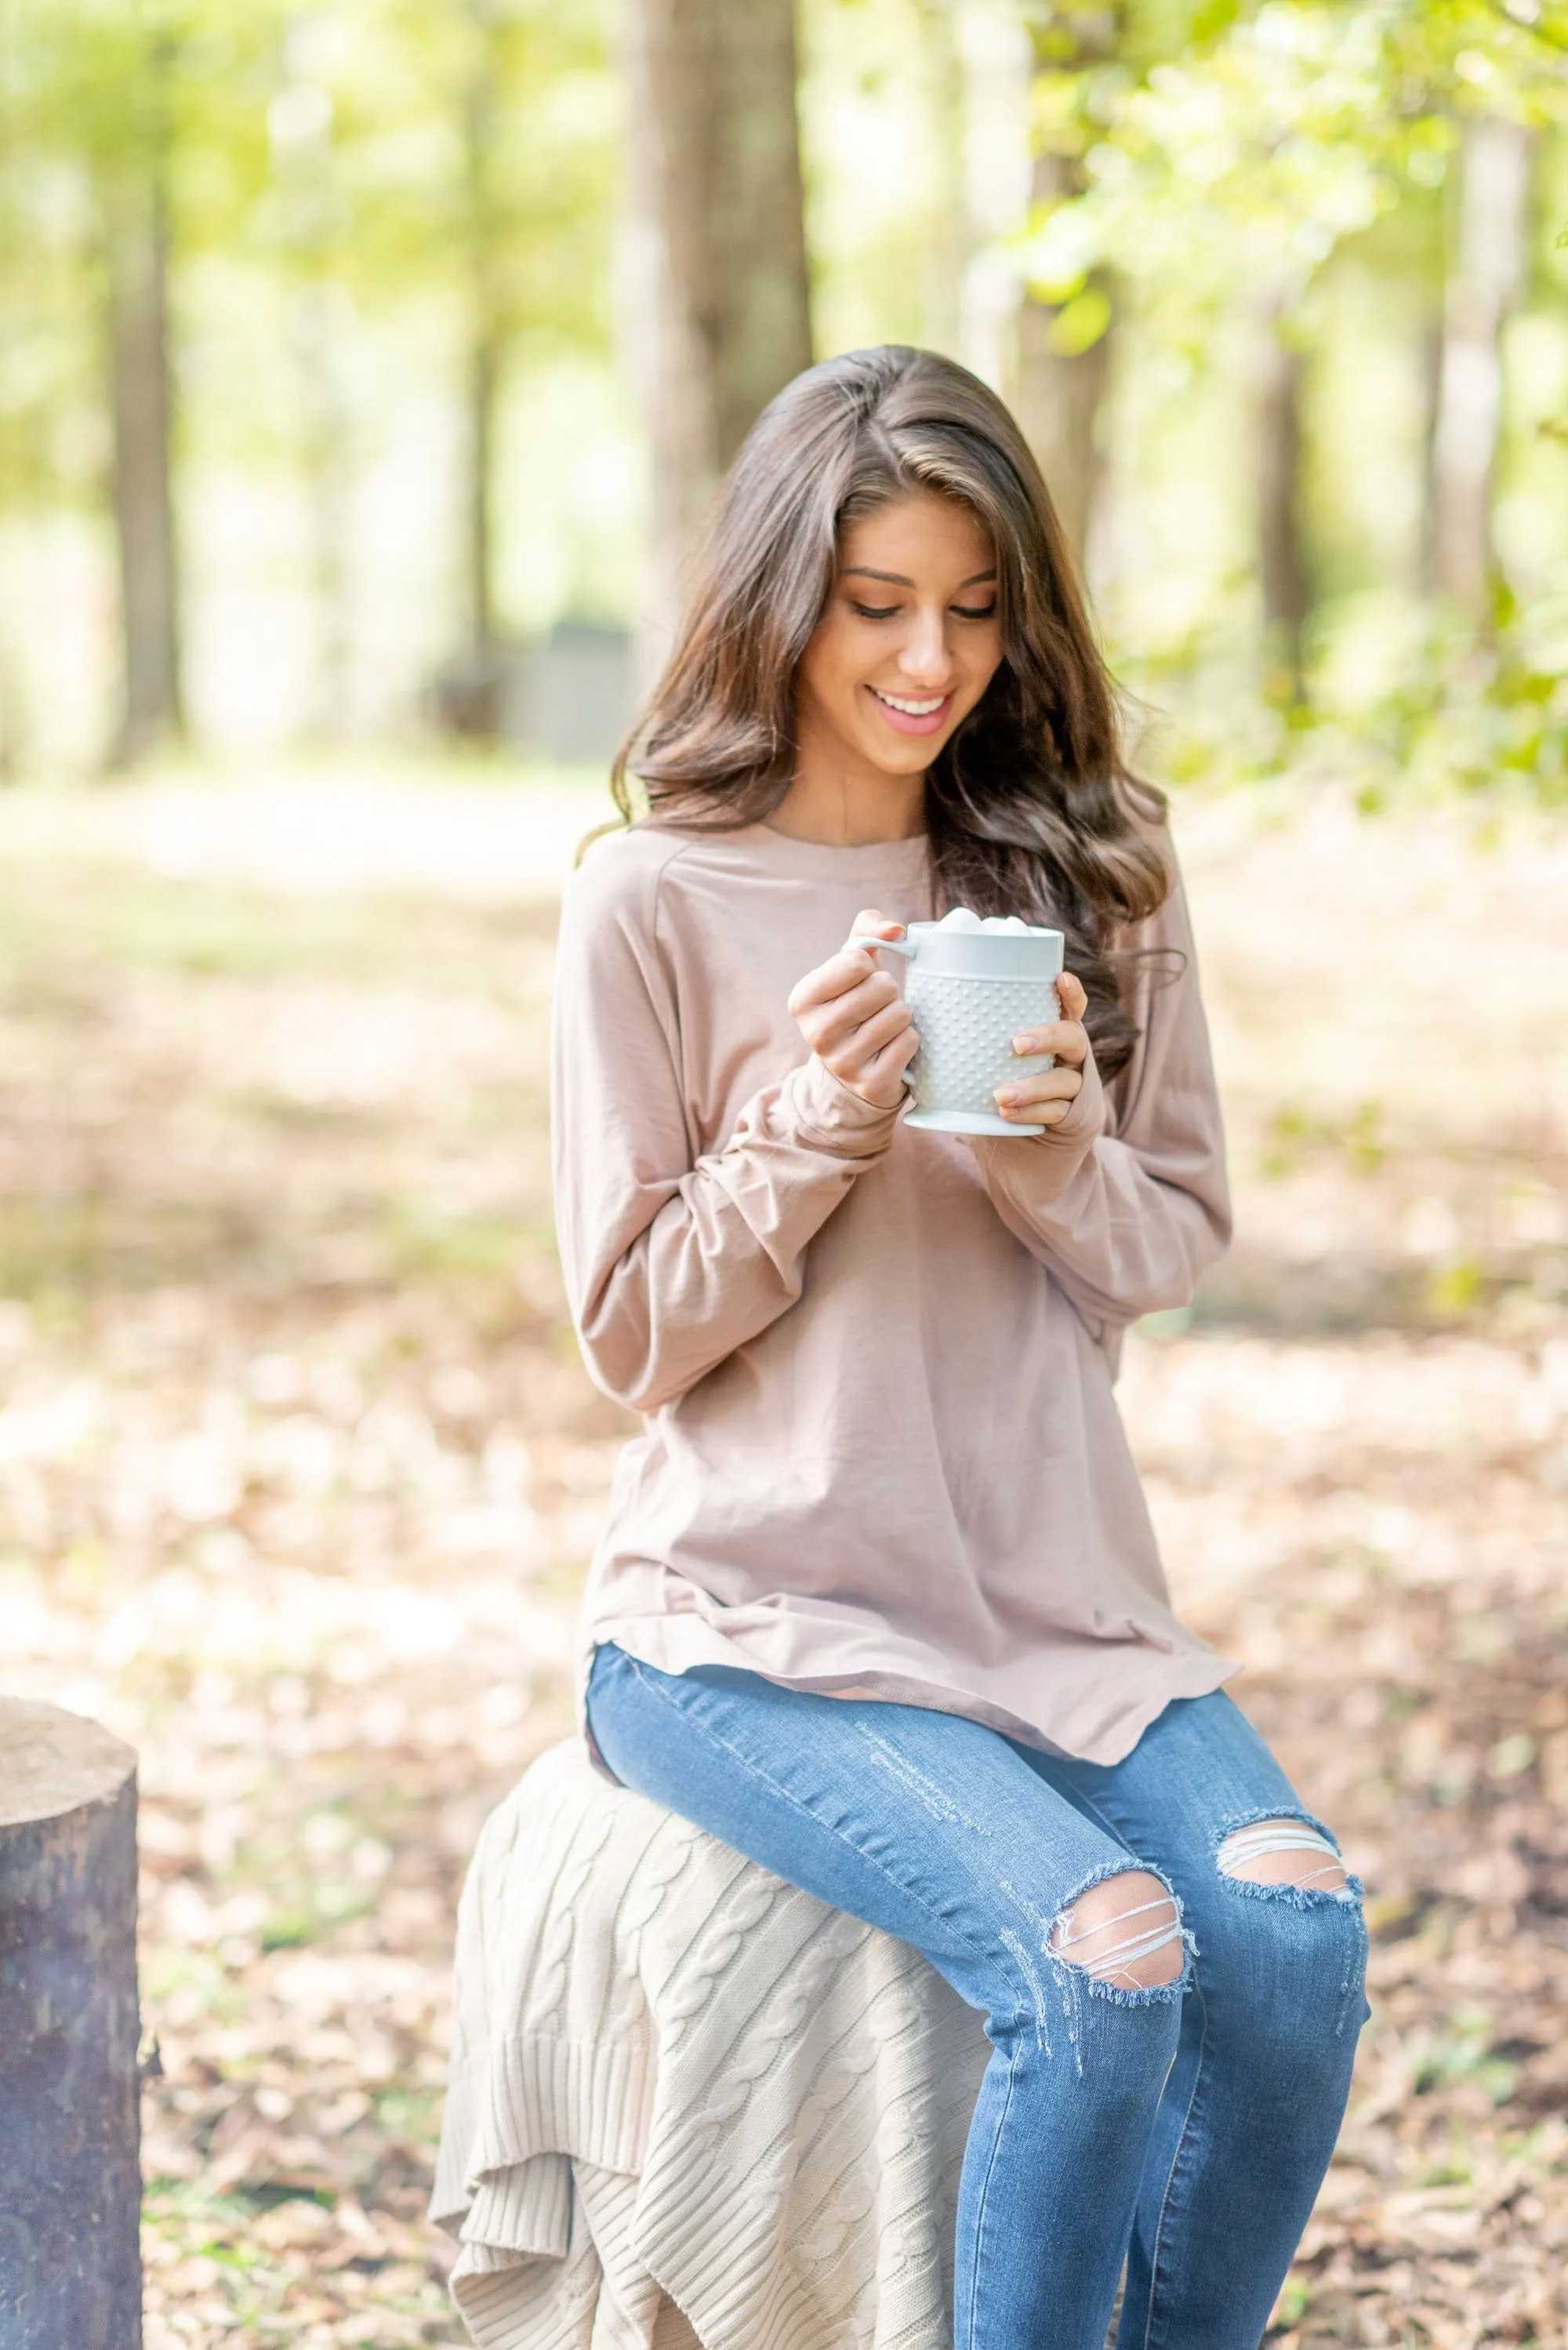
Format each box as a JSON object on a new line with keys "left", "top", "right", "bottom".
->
{"left": 1, "top": 770, "right": 1564, "bottom": 2349}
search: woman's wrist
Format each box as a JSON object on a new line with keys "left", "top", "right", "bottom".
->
{"left": 784, "top": 1055, "right": 907, "bottom": 1155}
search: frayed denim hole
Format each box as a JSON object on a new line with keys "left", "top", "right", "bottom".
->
{"left": 1219, "top": 1868, "right": 1365, "bottom": 1911}
{"left": 1079, "top": 1956, "right": 1190, "bottom": 2010}
{"left": 1209, "top": 1801, "right": 1341, "bottom": 1857}
{"left": 1013, "top": 1863, "right": 1181, "bottom": 2074}
{"left": 1011, "top": 1854, "right": 1179, "bottom": 1955}
{"left": 1049, "top": 1870, "right": 1185, "bottom": 1995}
{"left": 1057, "top": 1852, "right": 1169, "bottom": 1911}
{"left": 1214, "top": 1811, "right": 1358, "bottom": 1905}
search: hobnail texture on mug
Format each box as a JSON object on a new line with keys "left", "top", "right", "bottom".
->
{"left": 906, "top": 972, "right": 1059, "bottom": 1125}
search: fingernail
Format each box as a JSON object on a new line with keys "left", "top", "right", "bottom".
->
{"left": 998, "top": 1088, "right": 1021, "bottom": 1106}
{"left": 1011, "top": 1035, "right": 1035, "bottom": 1054}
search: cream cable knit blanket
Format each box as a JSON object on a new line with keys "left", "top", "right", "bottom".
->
{"left": 432, "top": 1740, "right": 989, "bottom": 2350}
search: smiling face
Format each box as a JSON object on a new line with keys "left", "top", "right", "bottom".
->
{"left": 793, "top": 491, "right": 1005, "bottom": 801}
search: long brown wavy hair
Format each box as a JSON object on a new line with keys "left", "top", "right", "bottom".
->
{"left": 610, "top": 344, "right": 1171, "bottom": 1078}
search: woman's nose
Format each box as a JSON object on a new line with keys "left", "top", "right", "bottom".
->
{"left": 898, "top": 612, "right": 953, "bottom": 685}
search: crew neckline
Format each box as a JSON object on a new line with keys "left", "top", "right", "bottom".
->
{"left": 631, "top": 815, "right": 932, "bottom": 883}
{"left": 736, "top": 823, "right": 931, "bottom": 881}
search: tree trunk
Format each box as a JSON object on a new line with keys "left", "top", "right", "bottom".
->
{"left": 441, "top": 0, "right": 509, "bottom": 739}
{"left": 273, "top": 70, "right": 354, "bottom": 739}
{"left": 466, "top": 325, "right": 499, "bottom": 670}
{"left": 1012, "top": 228, "right": 1113, "bottom": 570}
{"left": 464, "top": 2, "right": 500, "bottom": 670}
{"left": 1010, "top": 13, "right": 1123, "bottom": 576}
{"left": 297, "top": 292, "right": 353, "bottom": 737}
{"left": 625, "top": 0, "right": 813, "bottom": 637}
{"left": 106, "top": 168, "right": 181, "bottom": 767}
{"left": 1432, "top": 114, "right": 1531, "bottom": 626}
{"left": 915, "top": 0, "right": 967, "bottom": 361}
{"left": 1257, "top": 311, "right": 1311, "bottom": 703}
{"left": 1418, "top": 307, "right": 1443, "bottom": 597}
{"left": 0, "top": 1699, "right": 142, "bottom": 2349}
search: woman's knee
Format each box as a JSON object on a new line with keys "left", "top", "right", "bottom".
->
{"left": 980, "top": 1865, "right": 1187, "bottom": 2034}
{"left": 980, "top": 1865, "right": 1186, "bottom": 2101}
{"left": 1217, "top": 1815, "right": 1351, "bottom": 1896}
{"left": 1202, "top": 1814, "right": 1367, "bottom": 2043}
{"left": 1049, "top": 1868, "right": 1185, "bottom": 1991}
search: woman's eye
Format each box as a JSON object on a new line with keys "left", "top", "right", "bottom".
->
{"left": 952, "top": 602, "right": 997, "bottom": 620}
{"left": 851, "top": 601, "right": 901, "bottom": 620}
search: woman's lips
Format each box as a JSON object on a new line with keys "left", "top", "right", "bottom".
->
{"left": 866, "top": 684, "right": 955, "bottom": 737}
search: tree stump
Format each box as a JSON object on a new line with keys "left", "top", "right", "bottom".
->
{"left": 0, "top": 1699, "right": 142, "bottom": 2349}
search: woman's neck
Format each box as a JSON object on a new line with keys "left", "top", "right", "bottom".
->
{"left": 768, "top": 735, "right": 927, "bottom": 847}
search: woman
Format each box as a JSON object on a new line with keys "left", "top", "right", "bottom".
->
{"left": 552, "top": 347, "right": 1365, "bottom": 2350}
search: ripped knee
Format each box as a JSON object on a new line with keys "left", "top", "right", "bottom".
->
{"left": 1050, "top": 1869, "right": 1185, "bottom": 1989}
{"left": 1217, "top": 1817, "right": 1348, "bottom": 1894}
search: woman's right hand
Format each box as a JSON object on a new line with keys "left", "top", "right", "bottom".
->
{"left": 787, "top": 910, "right": 920, "bottom": 1110}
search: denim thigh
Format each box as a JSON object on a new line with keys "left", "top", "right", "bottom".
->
{"left": 585, "top": 1643, "right": 1171, "bottom": 2029}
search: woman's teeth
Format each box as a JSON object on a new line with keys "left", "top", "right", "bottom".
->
{"left": 870, "top": 688, "right": 947, "bottom": 715}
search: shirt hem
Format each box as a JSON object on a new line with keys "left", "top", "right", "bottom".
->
{"left": 581, "top": 1613, "right": 1238, "bottom": 1772}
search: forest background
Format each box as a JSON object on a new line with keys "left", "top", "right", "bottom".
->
{"left": 3, "top": 0, "right": 1567, "bottom": 782}
{"left": 2, "top": 4, "right": 1568, "bottom": 2348}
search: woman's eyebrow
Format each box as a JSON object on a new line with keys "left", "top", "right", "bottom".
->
{"left": 842, "top": 567, "right": 999, "bottom": 587}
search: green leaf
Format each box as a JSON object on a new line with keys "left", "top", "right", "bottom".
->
{"left": 1047, "top": 282, "right": 1112, "bottom": 354}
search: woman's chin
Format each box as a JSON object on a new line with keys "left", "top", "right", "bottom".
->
{"left": 851, "top": 721, "right": 957, "bottom": 777}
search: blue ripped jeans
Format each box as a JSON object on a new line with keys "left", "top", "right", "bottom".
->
{"left": 586, "top": 1645, "right": 1367, "bottom": 2350}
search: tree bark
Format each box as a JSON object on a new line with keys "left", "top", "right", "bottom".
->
{"left": 1418, "top": 307, "right": 1443, "bottom": 597}
{"left": 1432, "top": 114, "right": 1532, "bottom": 626}
{"left": 466, "top": 325, "right": 499, "bottom": 670}
{"left": 1012, "top": 187, "right": 1113, "bottom": 572}
{"left": 915, "top": 0, "right": 967, "bottom": 361}
{"left": 463, "top": 2, "right": 501, "bottom": 672}
{"left": 106, "top": 167, "right": 181, "bottom": 767}
{"left": 433, "top": 0, "right": 511, "bottom": 739}
{"left": 1257, "top": 310, "right": 1311, "bottom": 703}
{"left": 625, "top": 0, "right": 813, "bottom": 635}
{"left": 1010, "top": 13, "right": 1121, "bottom": 576}
{"left": 296, "top": 288, "right": 354, "bottom": 737}
{"left": 0, "top": 1699, "right": 142, "bottom": 2349}
{"left": 272, "top": 73, "right": 354, "bottom": 738}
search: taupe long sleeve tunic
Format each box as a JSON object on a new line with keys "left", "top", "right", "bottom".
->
{"left": 551, "top": 819, "right": 1236, "bottom": 1766}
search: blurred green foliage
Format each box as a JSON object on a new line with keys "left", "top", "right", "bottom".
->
{"left": 1011, "top": 0, "right": 1568, "bottom": 797}
{"left": 0, "top": 0, "right": 1563, "bottom": 785}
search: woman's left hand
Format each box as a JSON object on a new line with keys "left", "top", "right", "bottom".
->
{"left": 994, "top": 972, "right": 1091, "bottom": 1128}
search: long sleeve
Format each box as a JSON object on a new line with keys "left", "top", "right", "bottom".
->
{"left": 560, "top": 817, "right": 1236, "bottom": 1774}
{"left": 550, "top": 837, "right": 901, "bottom": 1415}
{"left": 967, "top": 866, "right": 1231, "bottom": 1346}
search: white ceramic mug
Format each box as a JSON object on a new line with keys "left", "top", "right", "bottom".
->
{"left": 861, "top": 912, "right": 1065, "bottom": 1135}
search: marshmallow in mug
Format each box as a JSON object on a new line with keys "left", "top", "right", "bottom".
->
{"left": 931, "top": 909, "right": 1047, "bottom": 938}
{"left": 862, "top": 905, "right": 1065, "bottom": 1136}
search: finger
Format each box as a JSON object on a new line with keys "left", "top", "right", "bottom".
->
{"left": 1009, "top": 1020, "right": 1089, "bottom": 1066}
{"left": 790, "top": 953, "right": 902, "bottom": 1018}
{"left": 807, "top": 971, "right": 902, "bottom": 1045}
{"left": 863, "top": 1024, "right": 920, "bottom": 1084}
{"left": 1057, "top": 971, "right": 1087, "bottom": 1022}
{"left": 848, "top": 907, "right": 906, "bottom": 944}
{"left": 998, "top": 1100, "right": 1071, "bottom": 1128}
{"left": 822, "top": 999, "right": 916, "bottom": 1072}
{"left": 995, "top": 1067, "right": 1083, "bottom": 1117}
